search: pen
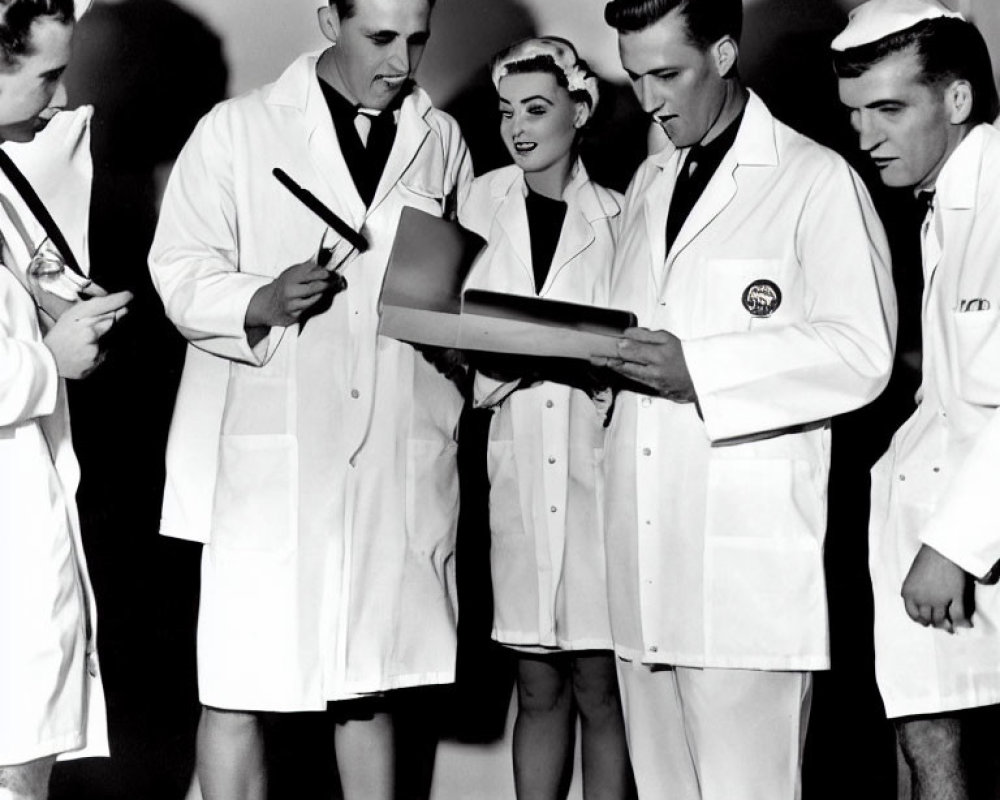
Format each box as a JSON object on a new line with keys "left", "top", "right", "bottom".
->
{"left": 272, "top": 168, "right": 369, "bottom": 253}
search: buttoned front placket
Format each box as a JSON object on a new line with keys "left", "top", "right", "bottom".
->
{"left": 537, "top": 388, "right": 570, "bottom": 641}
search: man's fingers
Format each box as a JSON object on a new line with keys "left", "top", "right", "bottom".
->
{"left": 82, "top": 280, "right": 108, "bottom": 298}
{"left": 950, "top": 595, "right": 973, "bottom": 629}
{"left": 931, "top": 604, "right": 951, "bottom": 631}
{"left": 903, "top": 597, "right": 923, "bottom": 625}
{"left": 621, "top": 327, "right": 670, "bottom": 344}
{"left": 614, "top": 339, "right": 661, "bottom": 366}
{"left": 75, "top": 290, "right": 132, "bottom": 318}
{"left": 92, "top": 316, "right": 116, "bottom": 338}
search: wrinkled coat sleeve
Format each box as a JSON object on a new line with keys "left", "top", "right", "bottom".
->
{"left": 683, "top": 157, "right": 897, "bottom": 442}
{"left": 0, "top": 299, "right": 57, "bottom": 427}
{"left": 149, "top": 104, "right": 279, "bottom": 366}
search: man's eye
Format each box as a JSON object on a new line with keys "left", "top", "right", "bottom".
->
{"left": 369, "top": 35, "right": 394, "bottom": 46}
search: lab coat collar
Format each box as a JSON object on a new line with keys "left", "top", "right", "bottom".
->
{"left": 266, "top": 51, "right": 433, "bottom": 222}
{"left": 934, "top": 123, "right": 990, "bottom": 212}
{"left": 649, "top": 90, "right": 778, "bottom": 176}
{"left": 652, "top": 90, "right": 777, "bottom": 275}
{"left": 491, "top": 161, "right": 617, "bottom": 294}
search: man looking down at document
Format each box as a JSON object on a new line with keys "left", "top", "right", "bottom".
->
{"left": 592, "top": 0, "right": 896, "bottom": 797}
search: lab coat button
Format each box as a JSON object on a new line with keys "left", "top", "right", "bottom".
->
{"left": 548, "top": 457, "right": 556, "bottom": 465}
{"left": 648, "top": 645, "right": 659, "bottom": 653}
{"left": 642, "top": 447, "right": 652, "bottom": 456}
{"left": 351, "top": 389, "right": 360, "bottom": 399}
{"left": 546, "top": 400, "right": 554, "bottom": 409}
{"left": 550, "top": 505, "right": 558, "bottom": 513}
{"left": 641, "top": 397, "right": 651, "bottom": 407}
{"left": 898, "top": 474, "right": 906, "bottom": 481}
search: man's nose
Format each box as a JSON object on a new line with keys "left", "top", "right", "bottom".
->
{"left": 49, "top": 82, "right": 68, "bottom": 111}
{"left": 634, "top": 76, "right": 661, "bottom": 116}
{"left": 857, "top": 113, "right": 883, "bottom": 152}
{"left": 387, "top": 41, "right": 410, "bottom": 74}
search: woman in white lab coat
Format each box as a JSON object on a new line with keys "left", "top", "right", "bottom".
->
{"left": 460, "top": 38, "right": 632, "bottom": 800}
{"left": 0, "top": 1, "right": 129, "bottom": 796}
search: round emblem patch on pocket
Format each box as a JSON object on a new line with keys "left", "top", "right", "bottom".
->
{"left": 742, "top": 279, "right": 782, "bottom": 318}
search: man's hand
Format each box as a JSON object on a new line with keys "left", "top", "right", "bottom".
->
{"left": 245, "top": 260, "right": 347, "bottom": 330}
{"left": 591, "top": 327, "right": 697, "bottom": 404}
{"left": 43, "top": 291, "right": 132, "bottom": 379}
{"left": 901, "top": 544, "right": 974, "bottom": 633}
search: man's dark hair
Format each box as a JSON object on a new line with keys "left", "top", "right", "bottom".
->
{"left": 330, "top": 0, "right": 436, "bottom": 20}
{"left": 604, "top": 0, "right": 742, "bottom": 48}
{"left": 833, "top": 17, "right": 999, "bottom": 126}
{"left": 0, "top": 0, "right": 73, "bottom": 68}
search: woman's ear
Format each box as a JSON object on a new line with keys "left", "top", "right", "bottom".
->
{"left": 573, "top": 102, "right": 590, "bottom": 129}
{"left": 946, "top": 79, "right": 974, "bottom": 125}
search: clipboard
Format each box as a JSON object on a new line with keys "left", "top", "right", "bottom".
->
{"left": 378, "top": 207, "right": 636, "bottom": 361}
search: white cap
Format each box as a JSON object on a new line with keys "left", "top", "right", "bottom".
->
{"left": 491, "top": 37, "right": 600, "bottom": 118}
{"left": 831, "top": 0, "right": 964, "bottom": 52}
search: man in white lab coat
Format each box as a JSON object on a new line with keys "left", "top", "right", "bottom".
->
{"left": 592, "top": 1, "right": 896, "bottom": 797}
{"left": 0, "top": 1, "right": 131, "bottom": 798}
{"left": 835, "top": 1, "right": 1000, "bottom": 797}
{"left": 148, "top": 0, "right": 471, "bottom": 798}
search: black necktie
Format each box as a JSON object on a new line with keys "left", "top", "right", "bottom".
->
{"left": 666, "top": 149, "right": 701, "bottom": 252}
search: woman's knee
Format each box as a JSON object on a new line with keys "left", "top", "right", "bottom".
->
{"left": 199, "top": 706, "right": 262, "bottom": 743}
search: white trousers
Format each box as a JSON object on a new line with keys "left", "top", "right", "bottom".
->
{"left": 616, "top": 659, "right": 813, "bottom": 800}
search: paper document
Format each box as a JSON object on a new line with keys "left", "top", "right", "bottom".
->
{"left": 379, "top": 207, "right": 636, "bottom": 359}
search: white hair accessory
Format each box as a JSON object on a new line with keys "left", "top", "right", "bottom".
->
{"left": 491, "top": 36, "right": 600, "bottom": 117}
{"left": 831, "top": 0, "right": 964, "bottom": 52}
{"left": 75, "top": 0, "right": 92, "bottom": 20}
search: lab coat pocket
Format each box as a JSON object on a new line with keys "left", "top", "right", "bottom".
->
{"left": 400, "top": 164, "right": 446, "bottom": 218}
{"left": 704, "top": 457, "right": 824, "bottom": 541}
{"left": 406, "top": 437, "right": 459, "bottom": 556}
{"left": 953, "top": 308, "right": 1000, "bottom": 404}
{"left": 697, "top": 258, "right": 793, "bottom": 336}
{"left": 486, "top": 439, "right": 525, "bottom": 541}
{"left": 211, "top": 434, "right": 298, "bottom": 552}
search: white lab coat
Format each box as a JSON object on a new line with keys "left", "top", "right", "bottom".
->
{"left": 0, "top": 108, "right": 108, "bottom": 763}
{"left": 461, "top": 163, "right": 621, "bottom": 650}
{"left": 603, "top": 92, "right": 896, "bottom": 670}
{"left": 149, "top": 52, "right": 472, "bottom": 711}
{"left": 870, "top": 123, "right": 1000, "bottom": 718}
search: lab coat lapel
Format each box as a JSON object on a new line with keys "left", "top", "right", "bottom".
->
{"left": 643, "top": 149, "right": 677, "bottom": 297}
{"left": 494, "top": 172, "right": 534, "bottom": 287}
{"left": 269, "top": 53, "right": 366, "bottom": 230}
{"left": 368, "top": 90, "right": 432, "bottom": 216}
{"left": 927, "top": 126, "right": 981, "bottom": 282}
{"left": 666, "top": 92, "right": 779, "bottom": 270}
{"left": 543, "top": 163, "right": 601, "bottom": 292}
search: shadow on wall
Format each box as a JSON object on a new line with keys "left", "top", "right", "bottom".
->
{"left": 50, "top": 2, "right": 228, "bottom": 799}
